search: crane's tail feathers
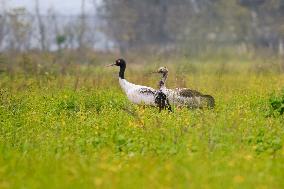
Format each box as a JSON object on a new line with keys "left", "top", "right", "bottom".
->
{"left": 202, "top": 95, "right": 215, "bottom": 108}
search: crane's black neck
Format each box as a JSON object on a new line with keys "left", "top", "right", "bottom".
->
{"left": 119, "top": 64, "right": 126, "bottom": 79}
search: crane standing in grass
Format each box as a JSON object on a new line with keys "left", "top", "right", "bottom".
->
{"left": 107, "top": 59, "right": 171, "bottom": 112}
{"left": 154, "top": 67, "right": 215, "bottom": 109}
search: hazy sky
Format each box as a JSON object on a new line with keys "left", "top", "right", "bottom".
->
{"left": 5, "top": 0, "right": 97, "bottom": 14}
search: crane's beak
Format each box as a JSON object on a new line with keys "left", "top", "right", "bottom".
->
{"left": 106, "top": 63, "right": 116, "bottom": 67}
{"left": 151, "top": 71, "right": 159, "bottom": 74}
{"left": 145, "top": 71, "right": 158, "bottom": 76}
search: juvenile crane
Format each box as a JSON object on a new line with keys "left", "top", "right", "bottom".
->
{"left": 107, "top": 59, "right": 171, "bottom": 112}
{"left": 154, "top": 67, "right": 215, "bottom": 109}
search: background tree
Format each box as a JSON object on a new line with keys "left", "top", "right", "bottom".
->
{"left": 0, "top": 7, "right": 8, "bottom": 50}
{"left": 6, "top": 8, "right": 33, "bottom": 52}
{"left": 35, "top": 0, "right": 47, "bottom": 51}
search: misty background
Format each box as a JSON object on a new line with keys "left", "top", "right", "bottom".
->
{"left": 0, "top": 0, "right": 284, "bottom": 56}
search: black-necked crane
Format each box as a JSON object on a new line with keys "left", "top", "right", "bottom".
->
{"left": 107, "top": 59, "right": 171, "bottom": 112}
{"left": 154, "top": 67, "right": 215, "bottom": 109}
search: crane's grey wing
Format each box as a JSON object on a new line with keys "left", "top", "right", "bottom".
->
{"left": 177, "top": 88, "right": 203, "bottom": 97}
{"left": 138, "top": 88, "right": 156, "bottom": 95}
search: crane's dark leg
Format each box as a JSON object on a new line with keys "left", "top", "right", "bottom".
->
{"left": 166, "top": 98, "right": 172, "bottom": 112}
{"left": 155, "top": 90, "right": 172, "bottom": 113}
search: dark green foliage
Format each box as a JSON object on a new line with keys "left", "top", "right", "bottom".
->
{"left": 56, "top": 94, "right": 80, "bottom": 113}
{"left": 268, "top": 90, "right": 284, "bottom": 116}
{"left": 56, "top": 35, "right": 66, "bottom": 46}
{"left": 248, "top": 129, "right": 283, "bottom": 155}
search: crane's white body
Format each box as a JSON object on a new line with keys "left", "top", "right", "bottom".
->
{"left": 109, "top": 59, "right": 173, "bottom": 110}
{"left": 119, "top": 78, "right": 156, "bottom": 105}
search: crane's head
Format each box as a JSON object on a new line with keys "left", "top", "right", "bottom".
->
{"left": 106, "top": 58, "right": 126, "bottom": 68}
{"left": 154, "top": 67, "right": 168, "bottom": 74}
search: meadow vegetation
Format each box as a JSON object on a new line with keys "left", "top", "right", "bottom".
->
{"left": 0, "top": 52, "right": 284, "bottom": 189}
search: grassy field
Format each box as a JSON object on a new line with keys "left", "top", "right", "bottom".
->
{"left": 0, "top": 56, "right": 284, "bottom": 189}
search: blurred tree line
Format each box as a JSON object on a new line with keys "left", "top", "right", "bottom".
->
{"left": 100, "top": 0, "right": 284, "bottom": 55}
{"left": 0, "top": 0, "right": 283, "bottom": 56}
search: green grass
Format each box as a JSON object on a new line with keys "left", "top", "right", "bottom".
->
{"left": 0, "top": 59, "right": 284, "bottom": 189}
